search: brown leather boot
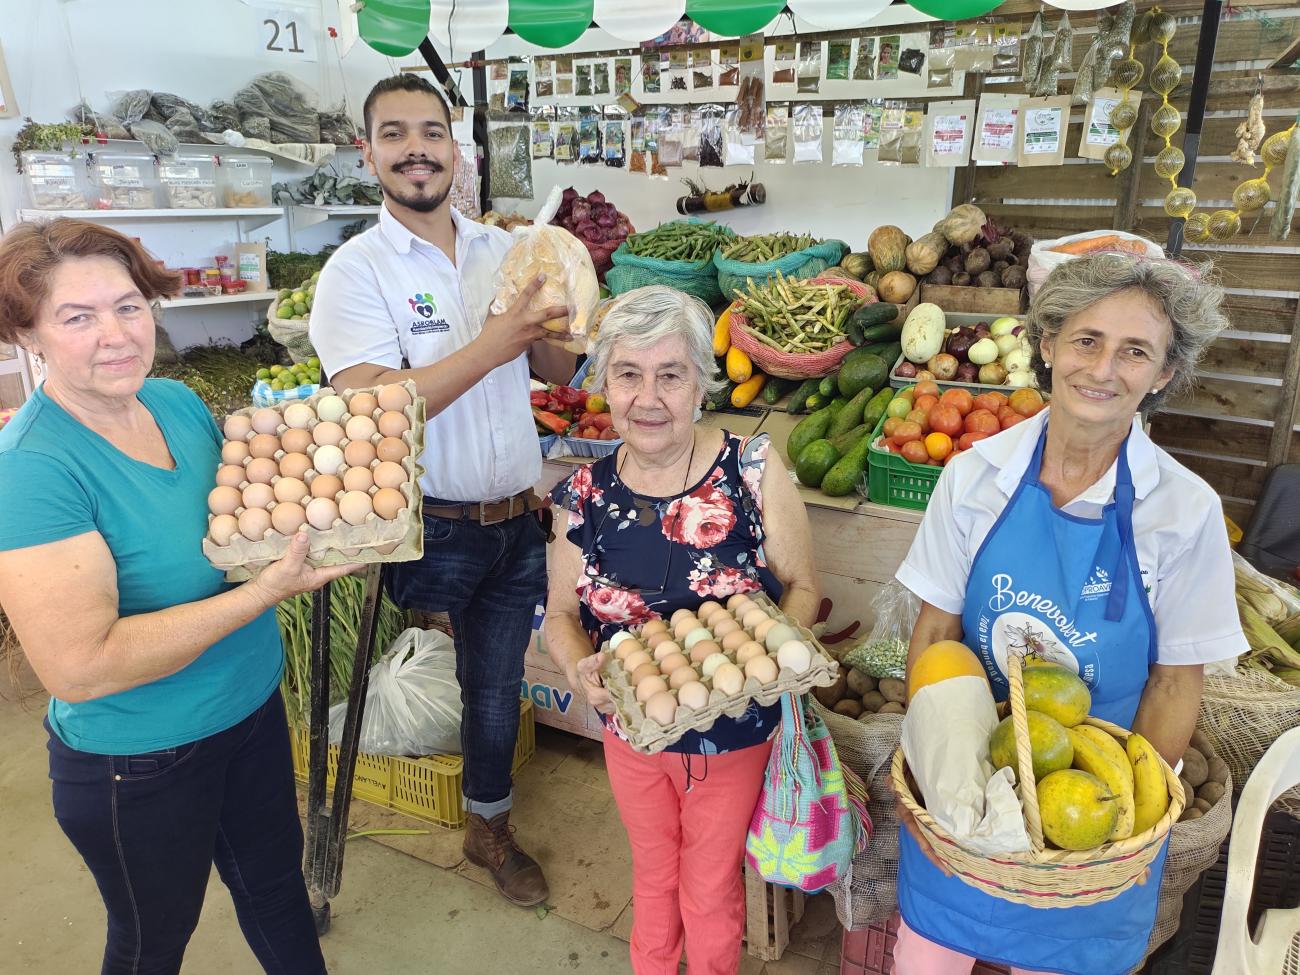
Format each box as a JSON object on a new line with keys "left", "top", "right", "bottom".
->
{"left": 462, "top": 812, "right": 550, "bottom": 908}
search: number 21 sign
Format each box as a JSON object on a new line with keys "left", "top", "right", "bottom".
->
{"left": 259, "top": 6, "right": 319, "bottom": 62}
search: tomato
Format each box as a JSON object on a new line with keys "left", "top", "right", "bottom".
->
{"left": 965, "top": 410, "right": 1001, "bottom": 436}
{"left": 882, "top": 416, "right": 903, "bottom": 438}
{"left": 1009, "top": 388, "right": 1046, "bottom": 417}
{"left": 924, "top": 431, "right": 953, "bottom": 462}
{"left": 581, "top": 427, "right": 598, "bottom": 439}
{"left": 939, "top": 388, "right": 974, "bottom": 416}
{"left": 973, "top": 391, "right": 1008, "bottom": 414}
{"left": 897, "top": 388, "right": 916, "bottom": 403}
{"left": 886, "top": 397, "right": 914, "bottom": 420}
{"left": 958, "top": 431, "right": 991, "bottom": 451}
{"left": 915, "top": 380, "right": 941, "bottom": 399}
{"left": 905, "top": 409, "right": 931, "bottom": 433}
{"left": 914, "top": 394, "right": 940, "bottom": 414}
{"left": 998, "top": 405, "right": 1020, "bottom": 425}
{"left": 900, "top": 440, "right": 930, "bottom": 465}
{"left": 943, "top": 450, "right": 962, "bottom": 466}
{"left": 893, "top": 420, "right": 924, "bottom": 445}
{"left": 928, "top": 404, "right": 963, "bottom": 438}
{"left": 886, "top": 441, "right": 902, "bottom": 454}
{"left": 1000, "top": 412, "right": 1027, "bottom": 430}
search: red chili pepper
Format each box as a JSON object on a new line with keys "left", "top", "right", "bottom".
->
{"left": 532, "top": 407, "right": 571, "bottom": 435}
{"left": 530, "top": 390, "right": 549, "bottom": 407}
{"left": 551, "top": 385, "right": 582, "bottom": 408}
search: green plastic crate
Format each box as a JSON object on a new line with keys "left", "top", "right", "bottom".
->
{"left": 865, "top": 404, "right": 942, "bottom": 511}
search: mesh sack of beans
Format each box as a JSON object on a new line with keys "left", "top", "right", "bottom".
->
{"left": 606, "top": 219, "right": 736, "bottom": 306}
{"left": 714, "top": 235, "right": 847, "bottom": 301}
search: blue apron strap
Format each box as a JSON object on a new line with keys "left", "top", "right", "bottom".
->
{"left": 1105, "top": 434, "right": 1137, "bottom": 623}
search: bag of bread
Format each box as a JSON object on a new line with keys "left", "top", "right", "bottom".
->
{"left": 491, "top": 186, "right": 599, "bottom": 353}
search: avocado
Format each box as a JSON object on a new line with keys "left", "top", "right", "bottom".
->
{"left": 786, "top": 406, "right": 834, "bottom": 464}
{"left": 794, "top": 440, "right": 841, "bottom": 488}
{"left": 837, "top": 353, "right": 889, "bottom": 398}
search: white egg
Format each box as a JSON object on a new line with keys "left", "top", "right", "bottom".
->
{"left": 700, "top": 652, "right": 730, "bottom": 680}
{"left": 776, "top": 640, "right": 813, "bottom": 674}
{"left": 315, "top": 395, "right": 348, "bottom": 424}
{"left": 312, "top": 444, "right": 345, "bottom": 476}
{"left": 283, "top": 402, "right": 315, "bottom": 429}
{"left": 609, "top": 631, "right": 635, "bottom": 651}
{"left": 764, "top": 622, "right": 799, "bottom": 653}
{"left": 712, "top": 662, "right": 745, "bottom": 696}
{"left": 677, "top": 680, "right": 710, "bottom": 710}
{"left": 682, "top": 627, "right": 714, "bottom": 651}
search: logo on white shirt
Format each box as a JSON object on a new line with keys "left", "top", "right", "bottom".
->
{"left": 1080, "top": 566, "right": 1112, "bottom": 600}
{"left": 408, "top": 290, "right": 450, "bottom": 335}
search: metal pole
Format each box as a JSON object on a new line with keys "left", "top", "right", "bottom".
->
{"left": 472, "top": 50, "right": 490, "bottom": 216}
{"left": 1167, "top": 0, "right": 1223, "bottom": 256}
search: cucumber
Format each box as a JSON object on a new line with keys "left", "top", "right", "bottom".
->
{"left": 786, "top": 378, "right": 822, "bottom": 414}
{"left": 846, "top": 303, "right": 899, "bottom": 344}
{"left": 829, "top": 385, "right": 876, "bottom": 437}
{"left": 762, "top": 376, "right": 798, "bottom": 406}
{"left": 818, "top": 374, "right": 838, "bottom": 398}
{"left": 804, "top": 390, "right": 831, "bottom": 412}
{"left": 704, "top": 380, "right": 737, "bottom": 411}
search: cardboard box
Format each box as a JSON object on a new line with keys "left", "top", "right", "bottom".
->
{"left": 522, "top": 663, "right": 602, "bottom": 741}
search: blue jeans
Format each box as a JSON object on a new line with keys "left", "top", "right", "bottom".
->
{"left": 46, "top": 691, "right": 325, "bottom": 975}
{"left": 386, "top": 507, "right": 547, "bottom": 817}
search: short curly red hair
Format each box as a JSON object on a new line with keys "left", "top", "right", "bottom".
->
{"left": 0, "top": 219, "right": 182, "bottom": 344}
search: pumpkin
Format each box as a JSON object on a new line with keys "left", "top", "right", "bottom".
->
{"left": 877, "top": 270, "right": 917, "bottom": 304}
{"left": 933, "top": 204, "right": 988, "bottom": 246}
{"left": 863, "top": 270, "right": 880, "bottom": 289}
{"left": 841, "top": 252, "right": 873, "bottom": 279}
{"left": 868, "top": 225, "right": 909, "bottom": 274}
{"left": 819, "top": 266, "right": 855, "bottom": 281}
{"left": 905, "top": 232, "right": 947, "bottom": 276}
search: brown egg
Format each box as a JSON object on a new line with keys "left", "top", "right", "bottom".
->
{"left": 237, "top": 507, "right": 272, "bottom": 541}
{"left": 659, "top": 652, "right": 690, "bottom": 674}
{"left": 270, "top": 501, "right": 307, "bottom": 535}
{"left": 344, "top": 439, "right": 377, "bottom": 469}
{"left": 689, "top": 639, "right": 722, "bottom": 664}
{"left": 636, "top": 675, "right": 669, "bottom": 704}
{"left": 645, "top": 631, "right": 674, "bottom": 651}
{"left": 652, "top": 640, "right": 683, "bottom": 662}
{"left": 644, "top": 690, "right": 678, "bottom": 726}
{"left": 677, "top": 680, "right": 710, "bottom": 709}
{"left": 283, "top": 402, "right": 315, "bottom": 430}
{"left": 343, "top": 466, "right": 374, "bottom": 493}
{"left": 742, "top": 608, "right": 770, "bottom": 630}
{"left": 251, "top": 408, "right": 281, "bottom": 435}
{"left": 377, "top": 384, "right": 412, "bottom": 412}
{"left": 280, "top": 427, "right": 313, "bottom": 455}
{"left": 371, "top": 487, "right": 406, "bottom": 520}
{"left": 305, "top": 497, "right": 339, "bottom": 531}
{"left": 345, "top": 414, "right": 378, "bottom": 442}
{"left": 614, "top": 639, "right": 644, "bottom": 661}
{"left": 669, "top": 666, "right": 700, "bottom": 690}
{"left": 670, "top": 608, "right": 696, "bottom": 626}
{"left": 640, "top": 619, "right": 669, "bottom": 638}
{"left": 223, "top": 414, "right": 252, "bottom": 441}
{"left": 249, "top": 433, "right": 281, "bottom": 459}
{"left": 672, "top": 616, "right": 700, "bottom": 640}
{"left": 242, "top": 482, "right": 274, "bottom": 510}
{"left": 754, "top": 618, "right": 779, "bottom": 643}
{"left": 312, "top": 421, "right": 345, "bottom": 447}
{"left": 208, "top": 485, "right": 242, "bottom": 516}
{"left": 215, "top": 464, "right": 245, "bottom": 488}
{"left": 744, "top": 655, "right": 779, "bottom": 684}
{"left": 726, "top": 593, "right": 752, "bottom": 610}
{"left": 338, "top": 491, "right": 373, "bottom": 526}
{"left": 622, "top": 650, "right": 652, "bottom": 674}
{"left": 376, "top": 437, "right": 408, "bottom": 463}
{"left": 735, "top": 641, "right": 768, "bottom": 666}
{"left": 245, "top": 457, "right": 279, "bottom": 485}
{"left": 698, "top": 600, "right": 724, "bottom": 619}
{"left": 221, "top": 441, "right": 250, "bottom": 465}
{"left": 721, "top": 630, "right": 751, "bottom": 653}
{"left": 208, "top": 513, "right": 240, "bottom": 546}
{"left": 309, "top": 473, "right": 343, "bottom": 500}
{"left": 712, "top": 618, "right": 741, "bottom": 639}
{"left": 347, "top": 391, "right": 379, "bottom": 418}
{"left": 731, "top": 598, "right": 758, "bottom": 618}
{"left": 273, "top": 477, "right": 309, "bottom": 504}
{"left": 377, "top": 410, "right": 410, "bottom": 438}
{"left": 278, "top": 452, "right": 313, "bottom": 481}
{"left": 629, "top": 662, "right": 660, "bottom": 686}
{"left": 372, "top": 460, "right": 406, "bottom": 489}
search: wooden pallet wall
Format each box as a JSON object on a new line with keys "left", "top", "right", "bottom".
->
{"left": 964, "top": 1, "right": 1300, "bottom": 528}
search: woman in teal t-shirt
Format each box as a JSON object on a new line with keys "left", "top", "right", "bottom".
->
{"left": 0, "top": 220, "right": 353, "bottom": 975}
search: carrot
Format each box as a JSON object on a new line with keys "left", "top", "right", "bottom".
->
{"left": 1051, "top": 235, "right": 1150, "bottom": 256}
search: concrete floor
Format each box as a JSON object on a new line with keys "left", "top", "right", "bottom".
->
{"left": 0, "top": 688, "right": 842, "bottom": 974}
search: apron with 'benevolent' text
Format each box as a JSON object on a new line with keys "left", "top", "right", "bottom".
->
{"left": 898, "top": 425, "right": 1166, "bottom": 975}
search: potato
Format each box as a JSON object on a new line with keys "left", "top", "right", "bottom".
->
{"left": 1192, "top": 797, "right": 1213, "bottom": 814}
{"left": 813, "top": 672, "right": 848, "bottom": 709}
{"left": 833, "top": 699, "right": 864, "bottom": 719}
{"left": 862, "top": 690, "right": 887, "bottom": 712}
{"left": 879, "top": 702, "right": 906, "bottom": 715}
{"left": 857, "top": 712, "right": 876, "bottom": 723}
{"left": 1208, "top": 755, "right": 1230, "bottom": 786}
{"left": 1197, "top": 780, "right": 1226, "bottom": 807}
{"left": 1181, "top": 747, "right": 1209, "bottom": 789}
{"left": 846, "top": 669, "right": 878, "bottom": 697}
{"left": 1179, "top": 778, "right": 1196, "bottom": 803}
{"left": 1189, "top": 730, "right": 1214, "bottom": 756}
{"left": 1179, "top": 808, "right": 1204, "bottom": 822}
{"left": 878, "top": 678, "right": 907, "bottom": 704}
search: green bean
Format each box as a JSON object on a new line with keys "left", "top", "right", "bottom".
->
{"left": 733, "top": 270, "right": 864, "bottom": 354}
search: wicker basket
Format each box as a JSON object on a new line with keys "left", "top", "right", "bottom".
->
{"left": 890, "top": 651, "right": 1186, "bottom": 908}
{"left": 728, "top": 276, "right": 875, "bottom": 380}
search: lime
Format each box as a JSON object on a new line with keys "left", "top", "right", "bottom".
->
{"left": 291, "top": 314, "right": 303, "bottom": 320}
{"left": 256, "top": 368, "right": 271, "bottom": 380}
{"left": 277, "top": 305, "right": 294, "bottom": 320}
{"left": 311, "top": 271, "right": 320, "bottom": 282}
{"left": 309, "top": 370, "right": 321, "bottom": 384}
{"left": 270, "top": 379, "right": 283, "bottom": 391}
{"left": 269, "top": 365, "right": 284, "bottom": 376}
{"left": 281, "top": 378, "right": 297, "bottom": 390}
{"left": 291, "top": 291, "right": 307, "bottom": 303}
{"left": 307, "top": 356, "right": 320, "bottom": 368}
{"left": 293, "top": 302, "right": 307, "bottom": 315}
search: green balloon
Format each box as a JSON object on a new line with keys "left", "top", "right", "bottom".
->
{"left": 904, "top": 0, "right": 1005, "bottom": 19}
{"left": 509, "top": 0, "right": 594, "bottom": 49}
{"left": 358, "top": 0, "right": 431, "bottom": 58}
{"left": 685, "top": 0, "right": 783, "bottom": 36}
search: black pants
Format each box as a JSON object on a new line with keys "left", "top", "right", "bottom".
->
{"left": 46, "top": 691, "right": 326, "bottom": 975}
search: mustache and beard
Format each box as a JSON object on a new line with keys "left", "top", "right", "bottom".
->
{"left": 378, "top": 157, "right": 450, "bottom": 213}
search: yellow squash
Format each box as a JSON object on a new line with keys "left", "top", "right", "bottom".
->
{"left": 713, "top": 305, "right": 736, "bottom": 357}
{"left": 731, "top": 372, "right": 767, "bottom": 408}
{"left": 726, "top": 345, "right": 753, "bottom": 384}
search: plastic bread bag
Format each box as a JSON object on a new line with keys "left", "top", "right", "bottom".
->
{"left": 793, "top": 102, "right": 824, "bottom": 164}
{"left": 490, "top": 186, "right": 600, "bottom": 352}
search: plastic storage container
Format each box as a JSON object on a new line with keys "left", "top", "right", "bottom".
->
{"left": 89, "top": 152, "right": 160, "bottom": 209}
{"left": 840, "top": 915, "right": 1010, "bottom": 975}
{"left": 159, "top": 153, "right": 219, "bottom": 208}
{"left": 21, "top": 151, "right": 89, "bottom": 210}
{"left": 219, "top": 155, "right": 274, "bottom": 207}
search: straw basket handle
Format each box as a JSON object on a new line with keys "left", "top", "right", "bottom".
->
{"left": 1007, "top": 650, "right": 1046, "bottom": 852}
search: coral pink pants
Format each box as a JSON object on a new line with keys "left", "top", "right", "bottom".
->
{"left": 603, "top": 727, "right": 772, "bottom": 975}
{"left": 895, "top": 917, "right": 1049, "bottom": 975}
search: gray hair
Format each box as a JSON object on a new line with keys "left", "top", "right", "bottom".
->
{"left": 589, "top": 285, "right": 726, "bottom": 399}
{"left": 1025, "top": 252, "right": 1229, "bottom": 413}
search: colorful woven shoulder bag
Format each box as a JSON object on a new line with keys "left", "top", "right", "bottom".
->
{"left": 745, "top": 693, "right": 871, "bottom": 893}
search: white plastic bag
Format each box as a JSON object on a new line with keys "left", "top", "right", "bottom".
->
{"left": 1027, "top": 230, "right": 1163, "bottom": 297}
{"left": 328, "top": 627, "right": 463, "bottom": 757}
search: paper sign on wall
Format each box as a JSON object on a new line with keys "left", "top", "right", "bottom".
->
{"left": 257, "top": 6, "right": 319, "bottom": 62}
{"left": 972, "top": 93, "right": 1021, "bottom": 164}
{"left": 1078, "top": 87, "right": 1129, "bottom": 160}
{"left": 1017, "top": 95, "right": 1070, "bottom": 168}
{"left": 925, "top": 99, "right": 975, "bottom": 167}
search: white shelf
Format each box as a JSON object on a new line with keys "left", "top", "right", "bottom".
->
{"left": 20, "top": 206, "right": 281, "bottom": 221}
{"left": 290, "top": 203, "right": 381, "bottom": 229}
{"left": 160, "top": 291, "right": 274, "bottom": 309}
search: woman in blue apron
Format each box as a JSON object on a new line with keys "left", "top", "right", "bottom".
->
{"left": 890, "top": 252, "right": 1246, "bottom": 975}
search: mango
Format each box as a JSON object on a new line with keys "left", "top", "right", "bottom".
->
{"left": 989, "top": 710, "right": 1074, "bottom": 783}
{"left": 1022, "top": 664, "right": 1091, "bottom": 728}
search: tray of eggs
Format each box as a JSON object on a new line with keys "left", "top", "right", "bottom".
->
{"left": 600, "top": 592, "right": 839, "bottom": 754}
{"left": 202, "top": 382, "right": 425, "bottom": 579}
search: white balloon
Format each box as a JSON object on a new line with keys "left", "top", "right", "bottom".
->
{"left": 1041, "top": 0, "right": 1125, "bottom": 8}
{"left": 593, "top": 0, "right": 687, "bottom": 43}
{"left": 428, "top": 0, "right": 508, "bottom": 55}
{"left": 789, "top": 0, "right": 893, "bottom": 29}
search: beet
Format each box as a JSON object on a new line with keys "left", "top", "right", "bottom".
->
{"left": 595, "top": 210, "right": 616, "bottom": 228}
{"left": 956, "top": 362, "right": 979, "bottom": 383}
{"left": 895, "top": 360, "right": 919, "bottom": 378}
{"left": 946, "top": 332, "right": 976, "bottom": 363}
{"left": 587, "top": 190, "right": 606, "bottom": 205}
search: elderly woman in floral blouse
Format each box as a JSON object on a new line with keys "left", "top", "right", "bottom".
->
{"left": 543, "top": 286, "right": 819, "bottom": 975}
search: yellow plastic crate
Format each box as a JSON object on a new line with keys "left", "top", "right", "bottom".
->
{"left": 290, "top": 699, "right": 535, "bottom": 829}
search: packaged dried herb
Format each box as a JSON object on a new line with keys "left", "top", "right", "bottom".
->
{"left": 579, "top": 110, "right": 602, "bottom": 164}
{"left": 593, "top": 62, "right": 611, "bottom": 96}
{"left": 534, "top": 59, "right": 554, "bottom": 99}
{"left": 488, "top": 124, "right": 532, "bottom": 198}
{"left": 773, "top": 40, "right": 796, "bottom": 85}
{"left": 833, "top": 102, "right": 865, "bottom": 166}
{"left": 629, "top": 119, "right": 647, "bottom": 173}
{"left": 854, "top": 38, "right": 878, "bottom": 81}
{"left": 827, "top": 40, "right": 852, "bottom": 81}
{"left": 614, "top": 59, "right": 632, "bottom": 96}
{"left": 765, "top": 105, "right": 790, "bottom": 162}
{"left": 718, "top": 44, "right": 740, "bottom": 87}
{"left": 1022, "top": 13, "right": 1044, "bottom": 87}
{"left": 604, "top": 119, "right": 626, "bottom": 167}
{"left": 699, "top": 104, "right": 724, "bottom": 167}
{"left": 642, "top": 53, "right": 661, "bottom": 94}
{"left": 575, "top": 64, "right": 593, "bottom": 98}
{"left": 798, "top": 42, "right": 822, "bottom": 94}
{"left": 691, "top": 49, "right": 714, "bottom": 90}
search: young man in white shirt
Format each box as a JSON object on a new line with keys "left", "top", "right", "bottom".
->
{"left": 310, "top": 75, "right": 572, "bottom": 907}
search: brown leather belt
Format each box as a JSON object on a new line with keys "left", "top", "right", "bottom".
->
{"left": 423, "top": 490, "right": 544, "bottom": 526}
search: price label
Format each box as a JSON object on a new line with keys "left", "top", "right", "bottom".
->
{"left": 259, "top": 7, "right": 318, "bottom": 62}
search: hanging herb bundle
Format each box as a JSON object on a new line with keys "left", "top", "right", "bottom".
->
{"left": 12, "top": 118, "right": 94, "bottom": 172}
